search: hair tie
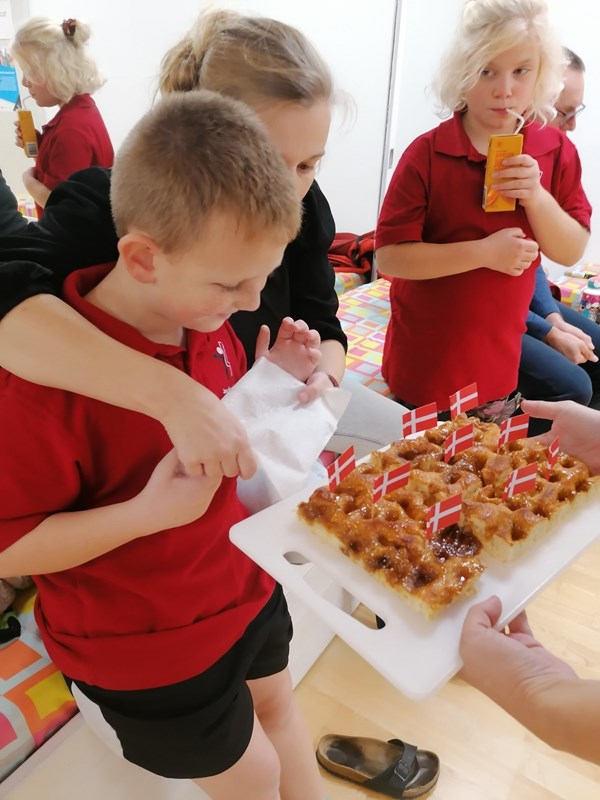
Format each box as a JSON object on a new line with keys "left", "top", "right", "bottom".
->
{"left": 62, "top": 19, "right": 77, "bottom": 40}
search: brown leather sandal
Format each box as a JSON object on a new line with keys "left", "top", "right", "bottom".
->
{"left": 316, "top": 734, "right": 440, "bottom": 798}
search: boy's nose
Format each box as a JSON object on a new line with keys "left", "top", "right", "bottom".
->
{"left": 236, "top": 284, "right": 261, "bottom": 313}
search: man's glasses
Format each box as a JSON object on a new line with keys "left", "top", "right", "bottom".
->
{"left": 554, "top": 103, "right": 586, "bottom": 127}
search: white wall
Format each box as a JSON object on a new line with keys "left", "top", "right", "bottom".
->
{"left": 389, "top": 0, "right": 600, "bottom": 263}
{"left": 8, "top": 0, "right": 397, "bottom": 233}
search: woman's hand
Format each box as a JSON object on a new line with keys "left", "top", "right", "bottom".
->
{"left": 159, "top": 380, "right": 257, "bottom": 480}
{"left": 492, "top": 154, "right": 544, "bottom": 208}
{"left": 522, "top": 399, "right": 600, "bottom": 474}
{"left": 480, "top": 228, "right": 539, "bottom": 276}
{"left": 459, "top": 596, "right": 577, "bottom": 696}
{"left": 255, "top": 317, "right": 322, "bottom": 383}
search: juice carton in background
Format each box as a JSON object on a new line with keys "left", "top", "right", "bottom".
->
{"left": 482, "top": 133, "right": 523, "bottom": 212}
{"left": 17, "top": 109, "right": 38, "bottom": 158}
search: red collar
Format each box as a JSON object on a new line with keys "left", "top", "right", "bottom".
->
{"left": 434, "top": 112, "right": 565, "bottom": 161}
{"left": 42, "top": 93, "right": 94, "bottom": 132}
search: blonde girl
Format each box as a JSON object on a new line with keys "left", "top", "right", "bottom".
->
{"left": 11, "top": 16, "right": 113, "bottom": 216}
{"left": 376, "top": 0, "right": 590, "bottom": 419}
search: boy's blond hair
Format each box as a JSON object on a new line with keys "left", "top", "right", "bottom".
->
{"left": 433, "top": 0, "right": 565, "bottom": 123}
{"left": 110, "top": 91, "right": 301, "bottom": 254}
{"left": 11, "top": 17, "right": 104, "bottom": 104}
{"left": 158, "top": 9, "right": 333, "bottom": 107}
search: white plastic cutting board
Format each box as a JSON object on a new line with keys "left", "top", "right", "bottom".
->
{"left": 230, "top": 482, "right": 600, "bottom": 700}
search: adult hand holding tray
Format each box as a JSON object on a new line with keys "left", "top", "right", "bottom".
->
{"left": 229, "top": 475, "right": 600, "bottom": 700}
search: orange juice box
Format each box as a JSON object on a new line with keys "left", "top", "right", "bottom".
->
{"left": 482, "top": 132, "right": 523, "bottom": 212}
{"left": 17, "top": 109, "right": 39, "bottom": 158}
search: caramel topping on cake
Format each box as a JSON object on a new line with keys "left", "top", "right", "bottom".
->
{"left": 298, "top": 416, "right": 600, "bottom": 617}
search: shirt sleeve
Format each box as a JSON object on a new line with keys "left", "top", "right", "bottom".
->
{"left": 530, "top": 264, "right": 559, "bottom": 320}
{"left": 38, "top": 125, "right": 96, "bottom": 191}
{"left": 286, "top": 182, "right": 347, "bottom": 350}
{"left": 526, "top": 310, "right": 552, "bottom": 340}
{"left": 0, "top": 167, "right": 117, "bottom": 320}
{"left": 0, "top": 373, "right": 82, "bottom": 553}
{"left": 376, "top": 135, "right": 430, "bottom": 249}
{"left": 548, "top": 134, "right": 592, "bottom": 231}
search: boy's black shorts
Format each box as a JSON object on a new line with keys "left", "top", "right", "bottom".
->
{"left": 65, "top": 585, "right": 292, "bottom": 779}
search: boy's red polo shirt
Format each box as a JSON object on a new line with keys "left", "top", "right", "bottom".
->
{"left": 376, "top": 114, "right": 591, "bottom": 410}
{"left": 34, "top": 94, "right": 113, "bottom": 217}
{"left": 0, "top": 264, "right": 274, "bottom": 690}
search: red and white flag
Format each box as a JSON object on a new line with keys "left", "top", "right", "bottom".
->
{"left": 372, "top": 463, "right": 411, "bottom": 503}
{"left": 545, "top": 436, "right": 560, "bottom": 479}
{"left": 401, "top": 402, "right": 438, "bottom": 438}
{"left": 504, "top": 462, "right": 538, "bottom": 499}
{"left": 444, "top": 423, "right": 474, "bottom": 463}
{"left": 327, "top": 446, "right": 356, "bottom": 491}
{"left": 426, "top": 493, "right": 463, "bottom": 539}
{"left": 449, "top": 383, "right": 479, "bottom": 419}
{"left": 499, "top": 414, "right": 530, "bottom": 447}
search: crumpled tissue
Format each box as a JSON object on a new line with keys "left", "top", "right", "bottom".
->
{"left": 223, "top": 358, "right": 350, "bottom": 513}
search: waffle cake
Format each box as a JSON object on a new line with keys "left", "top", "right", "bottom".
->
{"left": 297, "top": 417, "right": 600, "bottom": 618}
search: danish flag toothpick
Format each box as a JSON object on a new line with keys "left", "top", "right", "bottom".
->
{"left": 426, "top": 493, "right": 463, "bottom": 539}
{"left": 372, "top": 463, "right": 411, "bottom": 503}
{"left": 444, "top": 423, "right": 474, "bottom": 463}
{"left": 545, "top": 436, "right": 560, "bottom": 479}
{"left": 449, "top": 383, "right": 479, "bottom": 419}
{"left": 401, "top": 402, "right": 438, "bottom": 438}
{"left": 499, "top": 414, "right": 530, "bottom": 447}
{"left": 504, "top": 462, "right": 538, "bottom": 499}
{"left": 326, "top": 446, "right": 356, "bottom": 491}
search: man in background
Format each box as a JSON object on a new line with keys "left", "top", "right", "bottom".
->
{"left": 519, "top": 49, "right": 600, "bottom": 425}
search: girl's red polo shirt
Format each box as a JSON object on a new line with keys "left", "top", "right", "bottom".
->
{"left": 0, "top": 264, "right": 274, "bottom": 691}
{"left": 34, "top": 94, "right": 113, "bottom": 217}
{"left": 376, "top": 114, "right": 591, "bottom": 410}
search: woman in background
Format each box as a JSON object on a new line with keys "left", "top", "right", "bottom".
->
{"left": 11, "top": 16, "right": 113, "bottom": 217}
{"left": 0, "top": 9, "right": 405, "bottom": 480}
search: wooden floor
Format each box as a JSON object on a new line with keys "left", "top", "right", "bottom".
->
{"left": 295, "top": 539, "right": 600, "bottom": 800}
{"left": 5, "top": 542, "right": 600, "bottom": 800}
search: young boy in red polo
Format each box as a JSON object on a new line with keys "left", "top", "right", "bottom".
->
{"left": 0, "top": 91, "right": 326, "bottom": 800}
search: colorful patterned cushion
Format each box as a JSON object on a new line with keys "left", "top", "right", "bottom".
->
{"left": 337, "top": 278, "right": 391, "bottom": 397}
{"left": 335, "top": 270, "right": 368, "bottom": 295}
{"left": 0, "top": 589, "right": 77, "bottom": 780}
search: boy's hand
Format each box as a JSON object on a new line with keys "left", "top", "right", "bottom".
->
{"left": 135, "top": 449, "right": 223, "bottom": 532}
{"left": 492, "top": 154, "right": 544, "bottom": 208}
{"left": 481, "top": 228, "right": 539, "bottom": 276}
{"left": 255, "top": 317, "right": 321, "bottom": 383}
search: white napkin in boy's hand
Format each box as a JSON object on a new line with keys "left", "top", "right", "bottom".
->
{"left": 222, "top": 357, "right": 350, "bottom": 514}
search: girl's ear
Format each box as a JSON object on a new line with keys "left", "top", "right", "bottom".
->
{"left": 117, "top": 233, "right": 160, "bottom": 284}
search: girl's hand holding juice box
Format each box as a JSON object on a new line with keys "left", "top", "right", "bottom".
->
{"left": 17, "top": 109, "right": 39, "bottom": 158}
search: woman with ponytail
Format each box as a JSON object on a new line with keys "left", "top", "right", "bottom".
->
{"left": 0, "top": 9, "right": 353, "bottom": 479}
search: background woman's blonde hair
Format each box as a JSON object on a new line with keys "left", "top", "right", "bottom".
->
{"left": 111, "top": 91, "right": 301, "bottom": 255}
{"left": 10, "top": 17, "right": 104, "bottom": 104}
{"left": 433, "top": 0, "right": 565, "bottom": 123}
{"left": 158, "top": 8, "right": 333, "bottom": 107}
